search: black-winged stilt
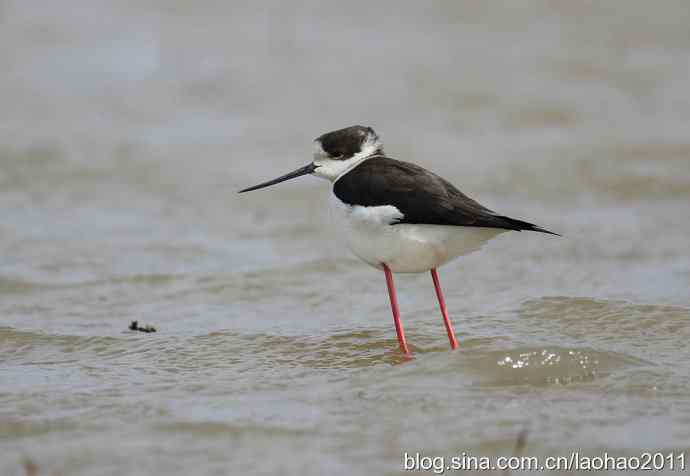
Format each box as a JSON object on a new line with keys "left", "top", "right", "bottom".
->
{"left": 239, "top": 125, "right": 557, "bottom": 354}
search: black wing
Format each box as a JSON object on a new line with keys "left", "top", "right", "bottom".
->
{"left": 333, "top": 157, "right": 557, "bottom": 234}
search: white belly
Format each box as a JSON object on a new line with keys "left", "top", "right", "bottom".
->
{"left": 329, "top": 195, "right": 505, "bottom": 273}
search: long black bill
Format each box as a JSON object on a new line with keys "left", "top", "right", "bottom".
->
{"left": 238, "top": 163, "right": 317, "bottom": 193}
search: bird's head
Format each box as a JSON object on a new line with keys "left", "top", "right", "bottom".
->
{"left": 239, "top": 125, "right": 383, "bottom": 193}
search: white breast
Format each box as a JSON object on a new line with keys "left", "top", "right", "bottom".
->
{"left": 328, "top": 194, "right": 505, "bottom": 273}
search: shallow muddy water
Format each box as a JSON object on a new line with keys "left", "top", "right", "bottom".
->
{"left": 1, "top": 1, "right": 689, "bottom": 475}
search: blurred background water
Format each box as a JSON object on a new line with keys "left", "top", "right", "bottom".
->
{"left": 1, "top": 1, "right": 689, "bottom": 475}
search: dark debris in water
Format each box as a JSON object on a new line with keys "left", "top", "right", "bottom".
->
{"left": 22, "top": 457, "right": 38, "bottom": 476}
{"left": 129, "top": 321, "right": 157, "bottom": 333}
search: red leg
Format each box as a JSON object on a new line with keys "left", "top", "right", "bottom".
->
{"left": 430, "top": 268, "right": 459, "bottom": 349}
{"left": 382, "top": 263, "right": 410, "bottom": 354}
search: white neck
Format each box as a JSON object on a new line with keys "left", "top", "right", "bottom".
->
{"left": 312, "top": 140, "right": 382, "bottom": 183}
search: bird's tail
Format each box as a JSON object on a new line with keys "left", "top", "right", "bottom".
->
{"left": 495, "top": 216, "right": 561, "bottom": 236}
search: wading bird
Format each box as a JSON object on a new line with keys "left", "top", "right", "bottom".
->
{"left": 239, "top": 126, "right": 557, "bottom": 354}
